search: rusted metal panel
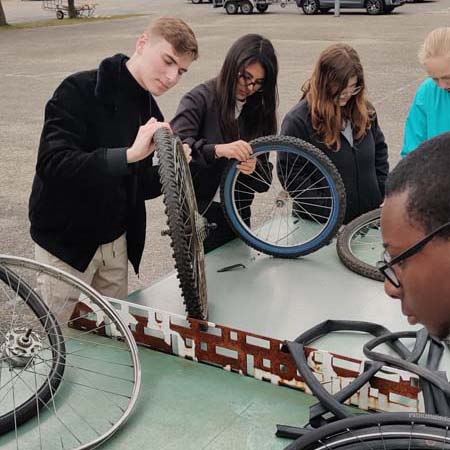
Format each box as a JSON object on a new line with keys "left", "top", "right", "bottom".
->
{"left": 70, "top": 299, "right": 422, "bottom": 412}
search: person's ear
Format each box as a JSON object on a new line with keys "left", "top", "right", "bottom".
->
{"left": 136, "top": 33, "right": 149, "bottom": 55}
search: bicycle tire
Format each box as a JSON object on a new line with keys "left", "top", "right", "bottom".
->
{"left": 0, "top": 264, "right": 65, "bottom": 435}
{"left": 155, "top": 129, "right": 208, "bottom": 320}
{"left": 0, "top": 255, "right": 141, "bottom": 449}
{"left": 286, "top": 412, "right": 450, "bottom": 450}
{"left": 221, "top": 135, "right": 346, "bottom": 258}
{"left": 286, "top": 320, "right": 412, "bottom": 428}
{"left": 336, "top": 208, "right": 383, "bottom": 281}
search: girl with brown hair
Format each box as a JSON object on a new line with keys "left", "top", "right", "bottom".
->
{"left": 281, "top": 43, "right": 389, "bottom": 223}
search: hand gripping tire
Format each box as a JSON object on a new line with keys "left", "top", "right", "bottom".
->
{"left": 0, "top": 264, "right": 65, "bottom": 435}
{"left": 336, "top": 208, "right": 383, "bottom": 281}
{"left": 154, "top": 128, "right": 208, "bottom": 320}
{"left": 220, "top": 135, "right": 346, "bottom": 258}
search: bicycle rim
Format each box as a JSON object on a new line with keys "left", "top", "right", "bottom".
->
{"left": 221, "top": 135, "right": 346, "bottom": 257}
{"left": 0, "top": 255, "right": 141, "bottom": 450}
{"left": 336, "top": 209, "right": 383, "bottom": 281}
{"left": 288, "top": 412, "right": 450, "bottom": 450}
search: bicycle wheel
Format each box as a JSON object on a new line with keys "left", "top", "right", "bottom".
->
{"left": 336, "top": 208, "right": 383, "bottom": 281}
{"left": 155, "top": 128, "right": 208, "bottom": 320}
{"left": 0, "top": 255, "right": 140, "bottom": 450}
{"left": 286, "top": 412, "right": 450, "bottom": 450}
{"left": 0, "top": 264, "right": 65, "bottom": 435}
{"left": 221, "top": 135, "right": 346, "bottom": 257}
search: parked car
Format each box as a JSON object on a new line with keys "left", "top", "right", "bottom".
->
{"left": 212, "top": 0, "right": 402, "bottom": 14}
{"left": 212, "top": 0, "right": 279, "bottom": 14}
{"left": 191, "top": 0, "right": 213, "bottom": 3}
{"left": 298, "top": 0, "right": 404, "bottom": 14}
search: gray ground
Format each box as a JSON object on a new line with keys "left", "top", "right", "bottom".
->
{"left": 1, "top": 0, "right": 449, "bottom": 293}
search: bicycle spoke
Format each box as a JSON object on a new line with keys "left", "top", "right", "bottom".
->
{"left": 35, "top": 355, "right": 133, "bottom": 384}
{"left": 33, "top": 365, "right": 44, "bottom": 450}
{"left": 377, "top": 422, "right": 386, "bottom": 450}
{"left": 0, "top": 255, "right": 140, "bottom": 449}
{"left": 10, "top": 369, "right": 19, "bottom": 450}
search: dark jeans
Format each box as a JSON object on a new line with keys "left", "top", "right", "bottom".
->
{"left": 202, "top": 202, "right": 238, "bottom": 254}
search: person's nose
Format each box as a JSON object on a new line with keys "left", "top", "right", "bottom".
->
{"left": 166, "top": 66, "right": 180, "bottom": 86}
{"left": 245, "top": 82, "right": 256, "bottom": 93}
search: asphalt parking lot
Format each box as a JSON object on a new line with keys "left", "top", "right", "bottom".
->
{"left": 1, "top": 0, "right": 450, "bottom": 293}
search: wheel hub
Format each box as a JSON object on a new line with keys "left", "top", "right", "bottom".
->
{"left": 195, "top": 211, "right": 210, "bottom": 243}
{"left": 1, "top": 328, "right": 43, "bottom": 368}
{"left": 275, "top": 190, "right": 291, "bottom": 208}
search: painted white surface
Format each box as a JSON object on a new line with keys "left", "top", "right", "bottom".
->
{"left": 130, "top": 237, "right": 442, "bottom": 361}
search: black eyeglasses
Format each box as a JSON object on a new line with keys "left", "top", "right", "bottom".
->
{"left": 339, "top": 84, "right": 363, "bottom": 98}
{"left": 377, "top": 221, "right": 450, "bottom": 288}
{"left": 238, "top": 71, "right": 264, "bottom": 92}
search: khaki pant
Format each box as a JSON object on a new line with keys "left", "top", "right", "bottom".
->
{"left": 35, "top": 234, "right": 128, "bottom": 316}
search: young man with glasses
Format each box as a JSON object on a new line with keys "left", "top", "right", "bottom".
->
{"left": 379, "top": 132, "right": 450, "bottom": 339}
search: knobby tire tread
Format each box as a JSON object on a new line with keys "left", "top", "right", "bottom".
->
{"left": 156, "top": 130, "right": 205, "bottom": 319}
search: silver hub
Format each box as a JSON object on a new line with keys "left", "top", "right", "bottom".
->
{"left": 275, "top": 190, "right": 290, "bottom": 208}
{"left": 1, "top": 328, "right": 43, "bottom": 368}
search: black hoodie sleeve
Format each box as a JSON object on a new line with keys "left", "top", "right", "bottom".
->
{"left": 371, "top": 113, "right": 389, "bottom": 197}
{"left": 171, "top": 85, "right": 217, "bottom": 167}
{"left": 36, "top": 75, "right": 131, "bottom": 186}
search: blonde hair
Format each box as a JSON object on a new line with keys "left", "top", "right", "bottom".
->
{"left": 145, "top": 17, "right": 199, "bottom": 60}
{"left": 419, "top": 27, "right": 450, "bottom": 65}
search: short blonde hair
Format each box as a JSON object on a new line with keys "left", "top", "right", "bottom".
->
{"left": 145, "top": 17, "right": 199, "bottom": 60}
{"left": 419, "top": 27, "right": 450, "bottom": 64}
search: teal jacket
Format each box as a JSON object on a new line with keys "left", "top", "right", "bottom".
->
{"left": 401, "top": 78, "right": 450, "bottom": 157}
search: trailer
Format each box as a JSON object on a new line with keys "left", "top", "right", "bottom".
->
{"left": 212, "top": 0, "right": 300, "bottom": 14}
{"left": 42, "top": 0, "right": 96, "bottom": 19}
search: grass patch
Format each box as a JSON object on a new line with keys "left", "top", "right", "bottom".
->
{"left": 0, "top": 13, "right": 149, "bottom": 31}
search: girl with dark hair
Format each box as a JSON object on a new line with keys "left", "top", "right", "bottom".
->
{"left": 171, "top": 34, "right": 279, "bottom": 252}
{"left": 281, "top": 43, "right": 389, "bottom": 224}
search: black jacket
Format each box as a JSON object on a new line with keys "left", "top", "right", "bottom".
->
{"left": 29, "top": 54, "right": 163, "bottom": 273}
{"left": 280, "top": 99, "right": 389, "bottom": 223}
{"left": 171, "top": 79, "right": 263, "bottom": 212}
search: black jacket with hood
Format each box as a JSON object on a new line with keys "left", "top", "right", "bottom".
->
{"left": 281, "top": 99, "right": 389, "bottom": 223}
{"left": 29, "top": 54, "right": 163, "bottom": 274}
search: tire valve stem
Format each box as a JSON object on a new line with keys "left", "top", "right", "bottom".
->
{"left": 24, "top": 328, "right": 32, "bottom": 340}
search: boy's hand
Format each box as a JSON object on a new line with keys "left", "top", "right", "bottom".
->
{"left": 127, "top": 117, "right": 171, "bottom": 163}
